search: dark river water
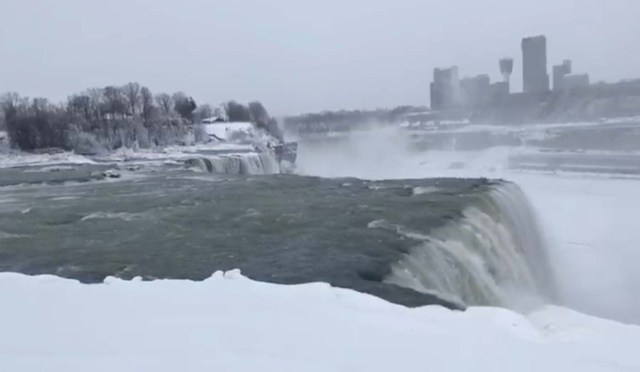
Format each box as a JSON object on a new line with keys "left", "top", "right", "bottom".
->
{"left": 0, "top": 150, "right": 553, "bottom": 310}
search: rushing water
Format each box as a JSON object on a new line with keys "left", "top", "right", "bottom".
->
{"left": 0, "top": 151, "right": 554, "bottom": 310}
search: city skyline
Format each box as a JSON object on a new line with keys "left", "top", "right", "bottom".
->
{"left": 429, "top": 33, "right": 631, "bottom": 112}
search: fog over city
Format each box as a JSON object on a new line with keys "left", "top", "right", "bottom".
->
{"left": 1, "top": 0, "right": 639, "bottom": 114}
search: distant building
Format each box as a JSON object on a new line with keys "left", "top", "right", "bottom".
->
{"left": 563, "top": 74, "right": 590, "bottom": 90}
{"left": 553, "top": 60, "right": 572, "bottom": 91}
{"left": 430, "top": 66, "right": 461, "bottom": 110}
{"left": 460, "top": 75, "right": 491, "bottom": 108}
{"left": 522, "top": 36, "right": 550, "bottom": 93}
{"left": 423, "top": 34, "right": 640, "bottom": 121}
{"left": 552, "top": 60, "right": 591, "bottom": 92}
{"left": 491, "top": 82, "right": 510, "bottom": 102}
{"left": 499, "top": 58, "right": 514, "bottom": 93}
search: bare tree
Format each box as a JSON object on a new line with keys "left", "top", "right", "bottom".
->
{"left": 1, "top": 95, "right": 69, "bottom": 150}
{"left": 224, "top": 101, "right": 252, "bottom": 122}
{"left": 103, "top": 86, "right": 127, "bottom": 118}
{"left": 193, "top": 104, "right": 213, "bottom": 122}
{"left": 123, "top": 82, "right": 142, "bottom": 116}
{"left": 140, "top": 86, "right": 154, "bottom": 121}
{"left": 86, "top": 88, "right": 104, "bottom": 121}
{"left": 0, "top": 92, "right": 22, "bottom": 120}
{"left": 172, "top": 92, "right": 187, "bottom": 104}
{"left": 68, "top": 94, "right": 92, "bottom": 120}
{"left": 155, "top": 93, "right": 173, "bottom": 117}
{"left": 32, "top": 97, "right": 50, "bottom": 113}
{"left": 173, "top": 92, "right": 197, "bottom": 122}
{"left": 248, "top": 101, "right": 270, "bottom": 123}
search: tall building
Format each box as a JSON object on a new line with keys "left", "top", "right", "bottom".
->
{"left": 563, "top": 74, "right": 590, "bottom": 90}
{"left": 499, "top": 58, "right": 514, "bottom": 94}
{"left": 460, "top": 75, "right": 491, "bottom": 108}
{"left": 430, "top": 66, "right": 460, "bottom": 110}
{"left": 553, "top": 60, "right": 572, "bottom": 91}
{"left": 553, "top": 60, "right": 590, "bottom": 92}
{"left": 522, "top": 36, "right": 549, "bottom": 93}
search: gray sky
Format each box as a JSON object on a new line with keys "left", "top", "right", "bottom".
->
{"left": 1, "top": 0, "right": 639, "bottom": 115}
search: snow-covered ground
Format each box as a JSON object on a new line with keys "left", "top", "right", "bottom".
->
{"left": 0, "top": 123, "right": 266, "bottom": 169}
{"left": 2, "top": 125, "right": 640, "bottom": 370}
{"left": 204, "top": 122, "right": 256, "bottom": 141}
{"left": 0, "top": 140, "right": 256, "bottom": 169}
{"left": 0, "top": 150, "right": 97, "bottom": 169}
{"left": 1, "top": 271, "right": 639, "bottom": 371}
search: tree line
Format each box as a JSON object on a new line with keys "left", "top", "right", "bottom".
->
{"left": 0, "top": 83, "right": 280, "bottom": 153}
{"left": 283, "top": 106, "right": 428, "bottom": 135}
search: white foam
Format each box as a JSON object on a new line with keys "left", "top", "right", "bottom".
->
{"left": 80, "top": 212, "right": 142, "bottom": 222}
{"left": 0, "top": 231, "right": 25, "bottom": 239}
{"left": 186, "top": 153, "right": 280, "bottom": 175}
{"left": 382, "top": 185, "right": 549, "bottom": 310}
{"left": 412, "top": 186, "right": 440, "bottom": 195}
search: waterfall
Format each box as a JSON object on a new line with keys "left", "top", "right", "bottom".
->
{"left": 185, "top": 153, "right": 280, "bottom": 175}
{"left": 378, "top": 182, "right": 555, "bottom": 310}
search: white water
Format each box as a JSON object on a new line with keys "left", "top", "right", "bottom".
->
{"left": 186, "top": 153, "right": 280, "bottom": 175}
{"left": 80, "top": 212, "right": 143, "bottom": 222}
{"left": 377, "top": 183, "right": 551, "bottom": 311}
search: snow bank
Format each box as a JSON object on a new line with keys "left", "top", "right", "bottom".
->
{"left": 94, "top": 142, "right": 254, "bottom": 162}
{"left": 1, "top": 272, "right": 638, "bottom": 371}
{"left": 0, "top": 135, "right": 256, "bottom": 168}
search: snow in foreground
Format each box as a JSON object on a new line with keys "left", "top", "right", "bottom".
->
{"left": 1, "top": 272, "right": 639, "bottom": 371}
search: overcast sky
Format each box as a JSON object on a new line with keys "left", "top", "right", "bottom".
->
{"left": 1, "top": 0, "right": 639, "bottom": 115}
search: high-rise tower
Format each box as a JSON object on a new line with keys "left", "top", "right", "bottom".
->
{"left": 522, "top": 36, "right": 549, "bottom": 93}
{"left": 430, "top": 66, "right": 460, "bottom": 110}
{"left": 499, "top": 58, "right": 514, "bottom": 93}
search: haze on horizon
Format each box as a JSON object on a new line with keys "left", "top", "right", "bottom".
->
{"left": 1, "top": 0, "right": 639, "bottom": 116}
